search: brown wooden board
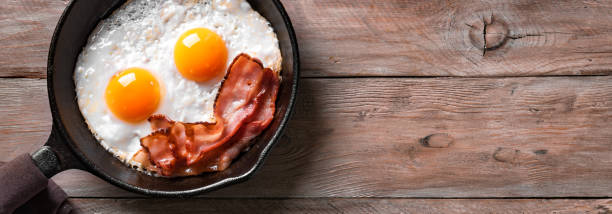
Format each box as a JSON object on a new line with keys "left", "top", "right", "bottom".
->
{"left": 0, "top": 0, "right": 66, "bottom": 78}
{"left": 1, "top": 77, "right": 611, "bottom": 198}
{"left": 290, "top": 0, "right": 612, "bottom": 77}
{"left": 0, "top": 79, "right": 51, "bottom": 159}
{"left": 69, "top": 198, "right": 612, "bottom": 214}
{"left": 3, "top": 0, "right": 612, "bottom": 211}
{"left": 3, "top": 0, "right": 612, "bottom": 78}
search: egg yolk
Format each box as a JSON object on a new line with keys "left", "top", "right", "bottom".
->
{"left": 105, "top": 68, "right": 161, "bottom": 122}
{"left": 174, "top": 28, "right": 228, "bottom": 82}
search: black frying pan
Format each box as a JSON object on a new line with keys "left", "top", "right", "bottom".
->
{"left": 0, "top": 0, "right": 298, "bottom": 199}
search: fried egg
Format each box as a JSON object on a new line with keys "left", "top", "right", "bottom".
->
{"left": 74, "top": 0, "right": 281, "bottom": 167}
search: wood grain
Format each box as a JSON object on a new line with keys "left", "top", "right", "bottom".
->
{"left": 290, "top": 0, "right": 612, "bottom": 76}
{"left": 3, "top": 0, "right": 612, "bottom": 77}
{"left": 69, "top": 198, "right": 612, "bottom": 214}
{"left": 1, "top": 77, "right": 611, "bottom": 198}
{"left": 0, "top": 0, "right": 66, "bottom": 78}
{"left": 0, "top": 79, "right": 51, "bottom": 159}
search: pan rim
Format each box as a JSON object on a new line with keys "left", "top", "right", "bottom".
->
{"left": 47, "top": 0, "right": 299, "bottom": 196}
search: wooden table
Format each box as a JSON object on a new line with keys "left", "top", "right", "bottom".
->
{"left": 2, "top": 0, "right": 612, "bottom": 213}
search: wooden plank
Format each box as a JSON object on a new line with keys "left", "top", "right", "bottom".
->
{"left": 1, "top": 77, "right": 611, "bottom": 197}
{"left": 3, "top": 0, "right": 612, "bottom": 78}
{"left": 0, "top": 0, "right": 66, "bottom": 78}
{"left": 70, "top": 198, "right": 612, "bottom": 213}
{"left": 0, "top": 79, "right": 51, "bottom": 159}
{"left": 289, "top": 0, "right": 612, "bottom": 77}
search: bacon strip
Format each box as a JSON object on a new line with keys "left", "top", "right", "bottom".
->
{"left": 137, "top": 54, "right": 280, "bottom": 176}
{"left": 216, "top": 64, "right": 280, "bottom": 171}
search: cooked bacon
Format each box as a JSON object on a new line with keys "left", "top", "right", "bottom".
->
{"left": 148, "top": 115, "right": 174, "bottom": 131}
{"left": 139, "top": 131, "right": 175, "bottom": 175}
{"left": 138, "top": 54, "right": 280, "bottom": 176}
{"left": 216, "top": 65, "right": 280, "bottom": 171}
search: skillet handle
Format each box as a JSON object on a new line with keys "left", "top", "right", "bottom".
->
{"left": 41, "top": 125, "right": 87, "bottom": 174}
{"left": 30, "top": 125, "right": 87, "bottom": 178}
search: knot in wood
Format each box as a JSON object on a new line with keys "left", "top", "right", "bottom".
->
{"left": 468, "top": 15, "right": 509, "bottom": 54}
{"left": 420, "top": 133, "right": 454, "bottom": 148}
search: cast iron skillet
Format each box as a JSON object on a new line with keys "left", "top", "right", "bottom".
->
{"left": 6, "top": 0, "right": 297, "bottom": 197}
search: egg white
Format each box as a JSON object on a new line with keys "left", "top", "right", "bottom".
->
{"left": 74, "top": 0, "right": 281, "bottom": 166}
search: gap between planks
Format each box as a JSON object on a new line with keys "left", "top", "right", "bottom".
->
{"left": 65, "top": 196, "right": 612, "bottom": 200}
{"left": 2, "top": 74, "right": 610, "bottom": 80}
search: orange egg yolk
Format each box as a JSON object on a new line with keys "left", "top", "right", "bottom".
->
{"left": 174, "top": 28, "right": 228, "bottom": 82}
{"left": 105, "top": 68, "right": 161, "bottom": 122}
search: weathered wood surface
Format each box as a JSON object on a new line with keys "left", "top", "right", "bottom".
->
{"left": 2, "top": 77, "right": 612, "bottom": 198}
{"left": 69, "top": 198, "right": 612, "bottom": 214}
{"left": 3, "top": 0, "right": 612, "bottom": 78}
{"left": 3, "top": 0, "right": 612, "bottom": 212}
{"left": 0, "top": 0, "right": 66, "bottom": 78}
{"left": 0, "top": 79, "right": 51, "bottom": 159}
{"left": 291, "top": 0, "right": 612, "bottom": 77}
